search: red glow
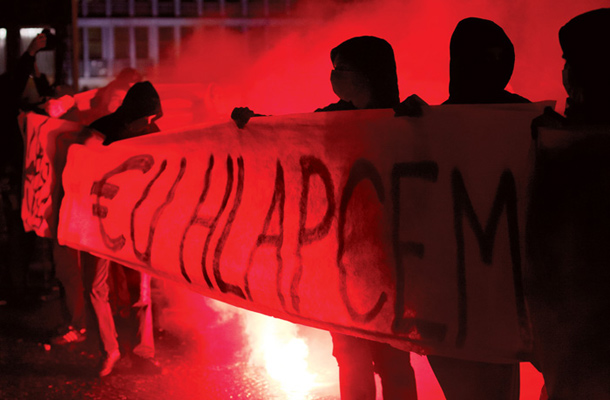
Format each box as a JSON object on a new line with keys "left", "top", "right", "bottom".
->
{"left": 150, "top": 0, "right": 610, "bottom": 119}
{"left": 156, "top": 281, "right": 546, "bottom": 399}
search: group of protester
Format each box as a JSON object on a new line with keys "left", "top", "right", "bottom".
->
{"left": 0, "top": 30, "right": 165, "bottom": 378}
{"left": 233, "top": 7, "right": 610, "bottom": 400}
{"left": 0, "top": 6, "right": 608, "bottom": 400}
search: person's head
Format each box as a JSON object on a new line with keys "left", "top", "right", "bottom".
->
{"left": 559, "top": 8, "right": 610, "bottom": 122}
{"left": 329, "top": 36, "right": 399, "bottom": 109}
{"left": 115, "top": 81, "right": 162, "bottom": 136}
{"left": 448, "top": 17, "right": 515, "bottom": 101}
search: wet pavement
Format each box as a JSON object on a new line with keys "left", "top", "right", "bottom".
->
{"left": 0, "top": 278, "right": 343, "bottom": 400}
{"left": 0, "top": 276, "right": 544, "bottom": 400}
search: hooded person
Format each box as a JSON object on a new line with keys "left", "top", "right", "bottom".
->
{"left": 232, "top": 36, "right": 400, "bottom": 127}
{"left": 86, "top": 67, "right": 144, "bottom": 124}
{"left": 317, "top": 35, "right": 400, "bottom": 111}
{"left": 526, "top": 8, "right": 610, "bottom": 399}
{"left": 444, "top": 17, "right": 529, "bottom": 105}
{"left": 316, "top": 36, "right": 417, "bottom": 400}
{"left": 83, "top": 80, "right": 164, "bottom": 377}
{"left": 394, "top": 18, "right": 527, "bottom": 400}
{"left": 90, "top": 80, "right": 162, "bottom": 145}
{"left": 559, "top": 8, "right": 610, "bottom": 124}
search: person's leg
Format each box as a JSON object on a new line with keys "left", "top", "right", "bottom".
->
{"left": 81, "top": 252, "right": 120, "bottom": 371}
{"left": 525, "top": 140, "right": 610, "bottom": 399}
{"left": 427, "top": 356, "right": 519, "bottom": 400}
{"left": 130, "top": 269, "right": 154, "bottom": 359}
{"left": 372, "top": 342, "right": 417, "bottom": 400}
{"left": 331, "top": 332, "right": 376, "bottom": 400}
{"left": 53, "top": 241, "right": 85, "bottom": 330}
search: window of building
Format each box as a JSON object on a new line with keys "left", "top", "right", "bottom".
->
{"left": 135, "top": 27, "right": 149, "bottom": 59}
{"left": 159, "top": 26, "right": 176, "bottom": 59}
{"left": 114, "top": 27, "right": 130, "bottom": 59}
{"left": 88, "top": 27, "right": 103, "bottom": 60}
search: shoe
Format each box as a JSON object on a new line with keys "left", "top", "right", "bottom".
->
{"left": 99, "top": 350, "right": 121, "bottom": 377}
{"left": 132, "top": 355, "right": 163, "bottom": 375}
{"left": 51, "top": 327, "right": 86, "bottom": 345}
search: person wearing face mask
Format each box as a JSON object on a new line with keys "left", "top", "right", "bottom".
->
{"left": 418, "top": 18, "right": 529, "bottom": 400}
{"left": 316, "top": 36, "right": 400, "bottom": 112}
{"left": 317, "top": 36, "right": 417, "bottom": 400}
{"left": 526, "top": 8, "right": 610, "bottom": 399}
{"left": 230, "top": 36, "right": 416, "bottom": 399}
{"left": 83, "top": 81, "right": 164, "bottom": 377}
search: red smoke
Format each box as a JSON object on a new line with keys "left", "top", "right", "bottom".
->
{"left": 149, "top": 1, "right": 607, "bottom": 398}
{"left": 151, "top": 0, "right": 610, "bottom": 120}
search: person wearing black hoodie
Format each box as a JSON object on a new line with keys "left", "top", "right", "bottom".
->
{"left": 230, "top": 36, "right": 417, "bottom": 399}
{"left": 399, "top": 18, "right": 529, "bottom": 400}
{"left": 526, "top": 8, "right": 610, "bottom": 399}
{"left": 443, "top": 17, "right": 529, "bottom": 105}
{"left": 318, "top": 36, "right": 417, "bottom": 400}
{"left": 83, "top": 81, "right": 163, "bottom": 377}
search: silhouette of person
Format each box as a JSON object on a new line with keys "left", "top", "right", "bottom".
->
{"left": 0, "top": 32, "right": 48, "bottom": 304}
{"left": 84, "top": 81, "right": 163, "bottom": 377}
{"left": 396, "top": 17, "right": 529, "bottom": 400}
{"left": 526, "top": 8, "right": 610, "bottom": 399}
{"left": 230, "top": 36, "right": 417, "bottom": 400}
{"left": 86, "top": 67, "right": 143, "bottom": 125}
{"left": 444, "top": 17, "right": 529, "bottom": 105}
{"left": 318, "top": 36, "right": 417, "bottom": 400}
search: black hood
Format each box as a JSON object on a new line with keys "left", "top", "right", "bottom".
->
{"left": 330, "top": 36, "right": 400, "bottom": 108}
{"left": 559, "top": 8, "right": 610, "bottom": 123}
{"left": 448, "top": 17, "right": 515, "bottom": 102}
{"left": 114, "top": 81, "right": 162, "bottom": 124}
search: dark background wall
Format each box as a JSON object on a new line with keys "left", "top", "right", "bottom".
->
{"left": 0, "top": 0, "right": 71, "bottom": 81}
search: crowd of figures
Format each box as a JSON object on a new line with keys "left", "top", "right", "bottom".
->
{"left": 0, "top": 31, "right": 165, "bottom": 379}
{"left": 0, "top": 6, "right": 608, "bottom": 400}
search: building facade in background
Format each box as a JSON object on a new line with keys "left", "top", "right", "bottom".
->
{"left": 0, "top": 0, "right": 304, "bottom": 88}
{"left": 77, "top": 0, "right": 301, "bottom": 88}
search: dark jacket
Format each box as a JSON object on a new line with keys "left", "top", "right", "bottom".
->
{"left": 0, "top": 52, "right": 37, "bottom": 169}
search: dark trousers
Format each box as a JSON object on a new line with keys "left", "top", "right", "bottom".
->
{"left": 427, "top": 356, "right": 519, "bottom": 400}
{"left": 53, "top": 242, "right": 86, "bottom": 330}
{"left": 331, "top": 332, "right": 417, "bottom": 400}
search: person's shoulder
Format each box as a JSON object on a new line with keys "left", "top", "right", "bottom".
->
{"left": 315, "top": 100, "right": 356, "bottom": 112}
{"left": 89, "top": 114, "right": 112, "bottom": 132}
{"left": 503, "top": 91, "right": 531, "bottom": 104}
{"left": 89, "top": 113, "right": 121, "bottom": 144}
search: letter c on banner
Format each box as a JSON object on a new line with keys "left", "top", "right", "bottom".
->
{"left": 337, "top": 158, "right": 387, "bottom": 323}
{"left": 293, "top": 156, "right": 336, "bottom": 313}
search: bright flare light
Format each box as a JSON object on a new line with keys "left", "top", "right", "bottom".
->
{"left": 243, "top": 312, "right": 319, "bottom": 399}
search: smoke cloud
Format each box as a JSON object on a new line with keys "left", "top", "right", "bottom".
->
{"left": 151, "top": 0, "right": 610, "bottom": 119}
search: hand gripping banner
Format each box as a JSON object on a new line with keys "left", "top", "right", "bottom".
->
{"left": 57, "top": 103, "right": 550, "bottom": 363}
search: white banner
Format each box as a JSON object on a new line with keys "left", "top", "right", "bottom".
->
{"left": 56, "top": 103, "right": 551, "bottom": 362}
